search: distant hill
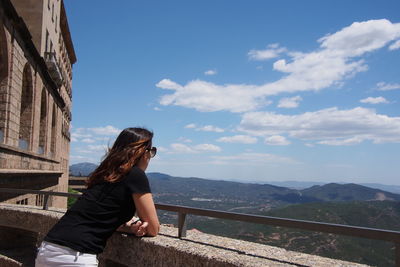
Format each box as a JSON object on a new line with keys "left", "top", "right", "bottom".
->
{"left": 68, "top": 165, "right": 400, "bottom": 204}
{"left": 69, "top": 162, "right": 97, "bottom": 176}
{"left": 360, "top": 183, "right": 400, "bottom": 194}
{"left": 300, "top": 183, "right": 400, "bottom": 202}
{"left": 67, "top": 164, "right": 400, "bottom": 201}
{"left": 266, "top": 181, "right": 400, "bottom": 194}
{"left": 265, "top": 180, "right": 326, "bottom": 189}
{"left": 147, "top": 173, "right": 400, "bottom": 208}
{"left": 147, "top": 172, "right": 297, "bottom": 212}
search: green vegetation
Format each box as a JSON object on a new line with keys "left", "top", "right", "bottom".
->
{"left": 67, "top": 187, "right": 80, "bottom": 209}
{"left": 262, "top": 201, "right": 399, "bottom": 267}
{"left": 169, "top": 201, "right": 399, "bottom": 267}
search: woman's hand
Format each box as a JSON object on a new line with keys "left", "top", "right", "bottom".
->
{"left": 117, "top": 219, "right": 149, "bottom": 237}
{"left": 131, "top": 220, "right": 148, "bottom": 237}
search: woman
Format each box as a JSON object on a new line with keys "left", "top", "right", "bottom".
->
{"left": 35, "top": 127, "right": 160, "bottom": 266}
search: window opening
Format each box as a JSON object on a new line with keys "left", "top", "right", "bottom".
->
{"left": 38, "top": 89, "right": 47, "bottom": 154}
{"left": 19, "top": 65, "right": 34, "bottom": 150}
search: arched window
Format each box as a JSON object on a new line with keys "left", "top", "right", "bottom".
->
{"left": 0, "top": 24, "right": 8, "bottom": 143}
{"left": 50, "top": 103, "right": 57, "bottom": 157}
{"left": 19, "top": 64, "right": 34, "bottom": 150}
{"left": 38, "top": 88, "right": 48, "bottom": 154}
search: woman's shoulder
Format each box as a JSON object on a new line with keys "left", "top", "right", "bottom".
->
{"left": 123, "top": 166, "right": 151, "bottom": 193}
{"left": 125, "top": 166, "right": 148, "bottom": 182}
{"left": 127, "top": 166, "right": 146, "bottom": 176}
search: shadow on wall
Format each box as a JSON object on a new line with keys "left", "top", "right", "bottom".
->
{"left": 0, "top": 226, "right": 37, "bottom": 267}
{"left": 0, "top": 173, "right": 59, "bottom": 202}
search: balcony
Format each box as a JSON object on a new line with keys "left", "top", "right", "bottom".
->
{"left": 44, "top": 52, "right": 64, "bottom": 88}
{"left": 0, "top": 204, "right": 372, "bottom": 267}
{"left": 1, "top": 189, "right": 399, "bottom": 266}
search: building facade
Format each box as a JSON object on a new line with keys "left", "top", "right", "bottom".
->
{"left": 0, "top": 0, "right": 76, "bottom": 208}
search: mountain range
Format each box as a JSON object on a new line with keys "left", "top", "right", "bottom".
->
{"left": 70, "top": 162, "right": 400, "bottom": 194}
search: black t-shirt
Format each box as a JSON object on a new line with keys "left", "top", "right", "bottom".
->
{"left": 44, "top": 166, "right": 151, "bottom": 254}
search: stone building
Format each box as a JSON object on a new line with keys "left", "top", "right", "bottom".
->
{"left": 0, "top": 0, "right": 76, "bottom": 208}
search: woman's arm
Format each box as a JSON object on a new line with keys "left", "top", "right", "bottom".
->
{"left": 133, "top": 193, "right": 160, "bottom": 236}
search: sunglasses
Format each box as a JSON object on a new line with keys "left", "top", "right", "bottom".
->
{"left": 147, "top": 147, "right": 157, "bottom": 158}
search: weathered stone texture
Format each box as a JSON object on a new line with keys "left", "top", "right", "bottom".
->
{"left": 0, "top": 0, "right": 74, "bottom": 209}
{"left": 0, "top": 205, "right": 371, "bottom": 267}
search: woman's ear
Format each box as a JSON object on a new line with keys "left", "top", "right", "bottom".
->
{"left": 136, "top": 150, "right": 151, "bottom": 171}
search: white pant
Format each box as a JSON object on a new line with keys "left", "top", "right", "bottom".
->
{"left": 35, "top": 241, "right": 98, "bottom": 267}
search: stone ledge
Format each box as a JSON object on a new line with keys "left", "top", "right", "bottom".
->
{"left": 102, "top": 226, "right": 369, "bottom": 267}
{"left": 0, "top": 143, "right": 60, "bottom": 164}
{"left": 0, "top": 204, "right": 370, "bottom": 267}
{"left": 0, "top": 169, "right": 63, "bottom": 174}
{"left": 0, "top": 254, "right": 21, "bottom": 267}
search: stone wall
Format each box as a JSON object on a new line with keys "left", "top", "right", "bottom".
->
{"left": 0, "top": 204, "right": 370, "bottom": 267}
{"left": 0, "top": 0, "right": 74, "bottom": 208}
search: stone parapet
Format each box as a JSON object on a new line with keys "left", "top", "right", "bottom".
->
{"left": 0, "top": 204, "right": 369, "bottom": 267}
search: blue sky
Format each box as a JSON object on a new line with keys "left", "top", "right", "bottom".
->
{"left": 65, "top": 0, "right": 400, "bottom": 185}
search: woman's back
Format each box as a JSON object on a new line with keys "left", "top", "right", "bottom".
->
{"left": 44, "top": 166, "right": 151, "bottom": 254}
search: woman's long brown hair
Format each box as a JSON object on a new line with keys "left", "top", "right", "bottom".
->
{"left": 86, "top": 127, "right": 153, "bottom": 188}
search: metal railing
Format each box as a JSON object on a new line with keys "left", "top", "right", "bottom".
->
{"left": 1, "top": 188, "right": 399, "bottom": 266}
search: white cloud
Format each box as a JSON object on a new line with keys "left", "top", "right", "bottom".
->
{"left": 248, "top": 43, "right": 287, "bottom": 61}
{"left": 70, "top": 155, "right": 98, "bottom": 164}
{"left": 76, "top": 144, "right": 108, "bottom": 154}
{"left": 360, "top": 96, "right": 389, "bottom": 104}
{"left": 318, "top": 20, "right": 400, "bottom": 57}
{"left": 156, "top": 79, "right": 183, "bottom": 90}
{"left": 81, "top": 138, "right": 96, "bottom": 143}
{"left": 170, "top": 143, "right": 195, "bottom": 153}
{"left": 158, "top": 79, "right": 266, "bottom": 112}
{"left": 238, "top": 107, "right": 400, "bottom": 145}
{"left": 167, "top": 143, "right": 222, "bottom": 154}
{"left": 318, "top": 137, "right": 364, "bottom": 146}
{"left": 389, "top": 40, "right": 400, "bottom": 50}
{"left": 211, "top": 152, "right": 298, "bottom": 165}
{"left": 71, "top": 132, "right": 92, "bottom": 141}
{"left": 198, "top": 125, "right": 224, "bottom": 133}
{"left": 158, "top": 20, "right": 400, "bottom": 113}
{"left": 72, "top": 126, "right": 120, "bottom": 143}
{"left": 265, "top": 135, "right": 291, "bottom": 145}
{"left": 185, "top": 123, "right": 224, "bottom": 133}
{"left": 185, "top": 123, "right": 197, "bottom": 129}
{"left": 178, "top": 137, "right": 192, "bottom": 143}
{"left": 71, "top": 126, "right": 124, "bottom": 164}
{"left": 376, "top": 82, "right": 400, "bottom": 91}
{"left": 204, "top": 69, "right": 217, "bottom": 76}
{"left": 157, "top": 146, "right": 168, "bottom": 152}
{"left": 278, "top": 95, "right": 302, "bottom": 108}
{"left": 193, "top": 144, "right": 221, "bottom": 152}
{"left": 90, "top": 126, "right": 120, "bottom": 135}
{"left": 217, "top": 135, "right": 257, "bottom": 144}
{"left": 70, "top": 155, "right": 87, "bottom": 160}
{"left": 87, "top": 144, "right": 108, "bottom": 152}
